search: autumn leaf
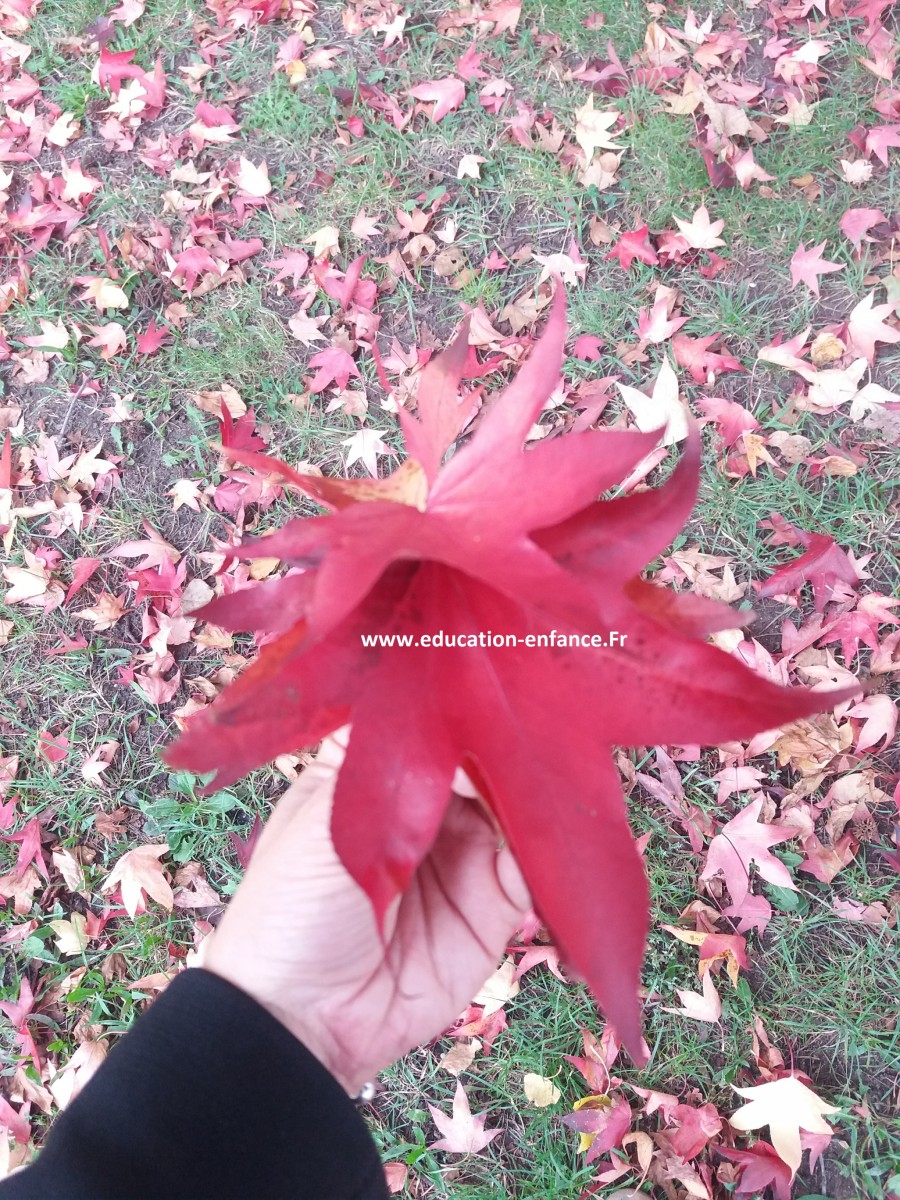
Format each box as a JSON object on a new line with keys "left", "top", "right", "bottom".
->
{"left": 409, "top": 77, "right": 465, "bottom": 123}
{"left": 135, "top": 319, "right": 170, "bottom": 355}
{"left": 756, "top": 526, "right": 862, "bottom": 610}
{"left": 77, "top": 276, "right": 129, "bottom": 311}
{"left": 167, "top": 295, "right": 844, "bottom": 1053}
{"left": 307, "top": 346, "right": 361, "bottom": 392}
{"left": 617, "top": 355, "right": 688, "bottom": 445}
{"left": 663, "top": 969, "right": 722, "bottom": 1023}
{"left": 839, "top": 206, "right": 887, "bottom": 248}
{"left": 789, "top": 241, "right": 843, "bottom": 296}
{"left": 604, "top": 225, "right": 659, "bottom": 271}
{"left": 674, "top": 205, "right": 725, "bottom": 250}
{"left": 428, "top": 1081, "right": 501, "bottom": 1153}
{"left": 700, "top": 797, "right": 796, "bottom": 906}
{"left": 101, "top": 843, "right": 174, "bottom": 918}
{"left": 342, "top": 428, "right": 395, "bottom": 477}
{"left": 232, "top": 156, "right": 271, "bottom": 197}
{"left": 522, "top": 1073, "right": 561, "bottom": 1106}
{"left": 845, "top": 292, "right": 900, "bottom": 363}
{"left": 574, "top": 96, "right": 622, "bottom": 162}
{"left": 730, "top": 1074, "right": 840, "bottom": 1176}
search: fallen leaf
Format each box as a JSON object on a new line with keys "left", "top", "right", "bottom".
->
{"left": 574, "top": 96, "right": 622, "bottom": 161}
{"left": 101, "top": 843, "right": 174, "bottom": 918}
{"left": 789, "top": 242, "right": 843, "bottom": 297}
{"left": 674, "top": 205, "right": 725, "bottom": 250}
{"left": 700, "top": 797, "right": 795, "bottom": 906}
{"left": 663, "top": 969, "right": 722, "bottom": 1023}
{"left": 409, "top": 77, "right": 465, "bottom": 123}
{"left": 617, "top": 356, "right": 688, "bottom": 445}
{"left": 523, "top": 1072, "right": 561, "bottom": 1106}
{"left": 428, "top": 1081, "right": 501, "bottom": 1153}
{"left": 730, "top": 1075, "right": 840, "bottom": 1176}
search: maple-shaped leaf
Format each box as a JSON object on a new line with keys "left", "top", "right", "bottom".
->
{"left": 135, "top": 319, "right": 170, "bottom": 356}
{"left": 839, "top": 206, "right": 887, "bottom": 248}
{"left": 428, "top": 1081, "right": 501, "bottom": 1153}
{"left": 673, "top": 333, "right": 743, "bottom": 383}
{"left": 617, "top": 355, "right": 687, "bottom": 445}
{"left": 562, "top": 1094, "right": 632, "bottom": 1164}
{"left": 571, "top": 334, "right": 604, "bottom": 361}
{"left": 604, "top": 225, "right": 659, "bottom": 271}
{"left": 108, "top": 523, "right": 179, "bottom": 570}
{"left": 232, "top": 156, "right": 271, "bottom": 197}
{"left": 166, "top": 293, "right": 847, "bottom": 1053}
{"left": 574, "top": 95, "right": 622, "bottom": 161}
{"left": 268, "top": 249, "right": 310, "bottom": 287}
{"left": 673, "top": 204, "right": 725, "bottom": 250}
{"left": 864, "top": 123, "right": 900, "bottom": 166}
{"left": 729, "top": 1075, "right": 840, "bottom": 1177}
{"left": 170, "top": 247, "right": 222, "bottom": 294}
{"left": 757, "top": 526, "right": 861, "bottom": 610}
{"left": 718, "top": 1142, "right": 792, "bottom": 1200}
{"left": 409, "top": 77, "right": 465, "bottom": 122}
{"left": 636, "top": 293, "right": 688, "bottom": 344}
{"left": 663, "top": 969, "right": 721, "bottom": 1023}
{"left": 20, "top": 319, "right": 70, "bottom": 351}
{"left": 100, "top": 843, "right": 174, "bottom": 918}
{"left": 789, "top": 241, "right": 844, "bottom": 296}
{"left": 343, "top": 428, "right": 395, "bottom": 477}
{"left": 307, "top": 346, "right": 361, "bottom": 392}
{"left": 845, "top": 292, "right": 900, "bottom": 364}
{"left": 697, "top": 396, "right": 758, "bottom": 448}
{"left": 700, "top": 797, "right": 795, "bottom": 907}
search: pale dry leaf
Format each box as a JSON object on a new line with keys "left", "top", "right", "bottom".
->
{"left": 439, "top": 1038, "right": 481, "bottom": 1076}
{"left": 730, "top": 1075, "right": 840, "bottom": 1176}
{"left": 663, "top": 969, "right": 722, "bottom": 1023}
{"left": 48, "top": 913, "right": 89, "bottom": 957}
{"left": 101, "top": 844, "right": 174, "bottom": 918}
{"left": 574, "top": 95, "right": 622, "bottom": 162}
{"left": 428, "top": 1081, "right": 501, "bottom": 1154}
{"left": 523, "top": 1072, "right": 561, "bottom": 1106}
{"left": 472, "top": 957, "right": 519, "bottom": 1015}
{"left": 617, "top": 356, "right": 687, "bottom": 445}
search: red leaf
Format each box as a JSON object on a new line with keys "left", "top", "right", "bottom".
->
{"left": 839, "top": 206, "right": 887, "bottom": 248}
{"left": 44, "top": 634, "right": 89, "bottom": 656}
{"left": 571, "top": 334, "right": 605, "bottom": 361}
{"left": 756, "top": 528, "right": 861, "bottom": 610}
{"left": 789, "top": 241, "right": 843, "bottom": 297}
{"left": 167, "top": 295, "right": 848, "bottom": 1054}
{"left": 135, "top": 318, "right": 170, "bottom": 355}
{"left": 700, "top": 799, "right": 795, "bottom": 907}
{"left": 64, "top": 556, "right": 101, "bottom": 604}
{"left": 306, "top": 345, "right": 361, "bottom": 393}
{"left": 718, "top": 1141, "right": 793, "bottom": 1200}
{"left": 409, "top": 77, "right": 466, "bottom": 122}
{"left": 229, "top": 817, "right": 264, "bottom": 871}
{"left": 603, "top": 225, "right": 659, "bottom": 271}
{"left": 38, "top": 730, "right": 70, "bottom": 764}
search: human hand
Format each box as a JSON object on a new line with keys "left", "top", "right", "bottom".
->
{"left": 203, "top": 731, "right": 530, "bottom": 1094}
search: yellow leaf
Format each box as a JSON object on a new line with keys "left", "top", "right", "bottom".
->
{"left": 730, "top": 1075, "right": 840, "bottom": 1177}
{"left": 48, "top": 913, "right": 89, "bottom": 957}
{"left": 523, "top": 1072, "right": 561, "bottom": 1107}
{"left": 574, "top": 95, "right": 622, "bottom": 163}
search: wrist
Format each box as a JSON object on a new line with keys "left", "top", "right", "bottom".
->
{"left": 201, "top": 954, "right": 359, "bottom": 1095}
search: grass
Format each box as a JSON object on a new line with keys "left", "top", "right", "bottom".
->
{"left": 2, "top": 0, "right": 900, "bottom": 1196}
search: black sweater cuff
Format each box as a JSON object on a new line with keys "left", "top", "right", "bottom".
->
{"left": 0, "top": 968, "right": 389, "bottom": 1200}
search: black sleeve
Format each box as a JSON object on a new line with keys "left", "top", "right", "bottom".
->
{"left": 0, "top": 969, "right": 389, "bottom": 1200}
